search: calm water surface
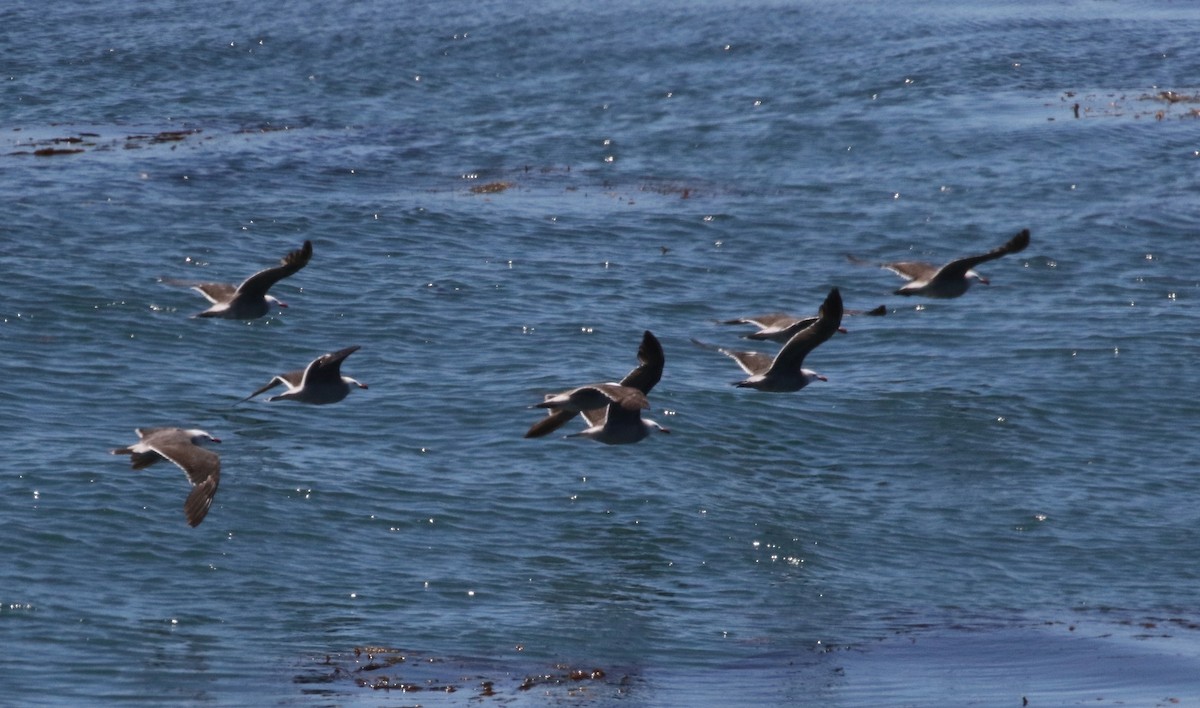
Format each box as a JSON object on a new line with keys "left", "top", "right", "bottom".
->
{"left": 3, "top": 1, "right": 1200, "bottom": 705}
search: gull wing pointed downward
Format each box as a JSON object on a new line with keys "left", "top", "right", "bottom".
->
{"left": 239, "top": 370, "right": 303, "bottom": 403}
{"left": 524, "top": 408, "right": 579, "bottom": 439}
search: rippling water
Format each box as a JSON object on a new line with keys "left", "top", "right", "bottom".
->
{"left": 3, "top": 1, "right": 1200, "bottom": 705}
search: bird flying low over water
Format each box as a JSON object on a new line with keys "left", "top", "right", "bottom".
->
{"left": 111, "top": 427, "right": 221, "bottom": 527}
{"left": 165, "top": 240, "right": 313, "bottom": 319}
{"left": 720, "top": 303, "right": 884, "bottom": 342}
{"left": 694, "top": 287, "right": 843, "bottom": 393}
{"left": 536, "top": 383, "right": 649, "bottom": 415}
{"left": 852, "top": 229, "right": 1030, "bottom": 299}
{"left": 239, "top": 345, "right": 366, "bottom": 405}
{"left": 525, "top": 330, "right": 669, "bottom": 444}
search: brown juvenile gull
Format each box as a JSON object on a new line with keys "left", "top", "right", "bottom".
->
{"left": 694, "top": 287, "right": 843, "bottom": 393}
{"left": 174, "top": 240, "right": 313, "bottom": 319}
{"left": 525, "top": 330, "right": 667, "bottom": 442}
{"left": 720, "top": 304, "right": 884, "bottom": 342}
{"left": 239, "top": 345, "right": 366, "bottom": 404}
{"left": 853, "top": 229, "right": 1030, "bottom": 299}
{"left": 111, "top": 427, "right": 221, "bottom": 527}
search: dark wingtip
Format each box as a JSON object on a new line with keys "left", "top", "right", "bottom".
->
{"left": 184, "top": 478, "right": 217, "bottom": 527}
{"left": 285, "top": 239, "right": 314, "bottom": 269}
{"left": 822, "top": 287, "right": 844, "bottom": 322}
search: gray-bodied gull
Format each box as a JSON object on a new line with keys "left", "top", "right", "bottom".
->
{"left": 694, "top": 287, "right": 843, "bottom": 393}
{"left": 239, "top": 345, "right": 366, "bottom": 404}
{"left": 525, "top": 330, "right": 668, "bottom": 443}
{"left": 111, "top": 427, "right": 221, "bottom": 527}
{"left": 170, "top": 240, "right": 313, "bottom": 319}
{"left": 854, "top": 229, "right": 1030, "bottom": 299}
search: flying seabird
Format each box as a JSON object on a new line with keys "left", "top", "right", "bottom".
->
{"left": 536, "top": 383, "right": 649, "bottom": 414}
{"left": 854, "top": 229, "right": 1030, "bottom": 298}
{"left": 111, "top": 427, "right": 221, "bottom": 527}
{"left": 239, "top": 345, "right": 366, "bottom": 404}
{"left": 694, "top": 287, "right": 843, "bottom": 393}
{"left": 525, "top": 330, "right": 668, "bottom": 442}
{"left": 720, "top": 304, "right": 884, "bottom": 342}
{"left": 174, "top": 240, "right": 313, "bottom": 319}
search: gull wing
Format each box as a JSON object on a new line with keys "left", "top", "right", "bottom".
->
{"left": 537, "top": 383, "right": 648, "bottom": 412}
{"left": 932, "top": 228, "right": 1030, "bottom": 282}
{"left": 720, "top": 313, "right": 795, "bottom": 329}
{"left": 848, "top": 251, "right": 937, "bottom": 283}
{"left": 302, "top": 345, "right": 361, "bottom": 386}
{"left": 881, "top": 261, "right": 938, "bottom": 283}
{"left": 189, "top": 282, "right": 238, "bottom": 304}
{"left": 239, "top": 371, "right": 303, "bottom": 403}
{"left": 619, "top": 330, "right": 664, "bottom": 394}
{"left": 691, "top": 338, "right": 775, "bottom": 376}
{"left": 768, "top": 287, "right": 844, "bottom": 374}
{"left": 525, "top": 409, "right": 579, "bottom": 439}
{"left": 233, "top": 240, "right": 313, "bottom": 299}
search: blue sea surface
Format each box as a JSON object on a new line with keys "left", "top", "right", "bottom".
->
{"left": 3, "top": 1, "right": 1200, "bottom": 705}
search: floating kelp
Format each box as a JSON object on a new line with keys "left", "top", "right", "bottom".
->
{"left": 294, "top": 646, "right": 636, "bottom": 702}
{"left": 6, "top": 128, "right": 204, "bottom": 156}
{"left": 1055, "top": 89, "right": 1200, "bottom": 121}
{"left": 469, "top": 181, "right": 514, "bottom": 194}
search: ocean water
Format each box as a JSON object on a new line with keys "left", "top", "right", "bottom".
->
{"left": 3, "top": 0, "right": 1200, "bottom": 705}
